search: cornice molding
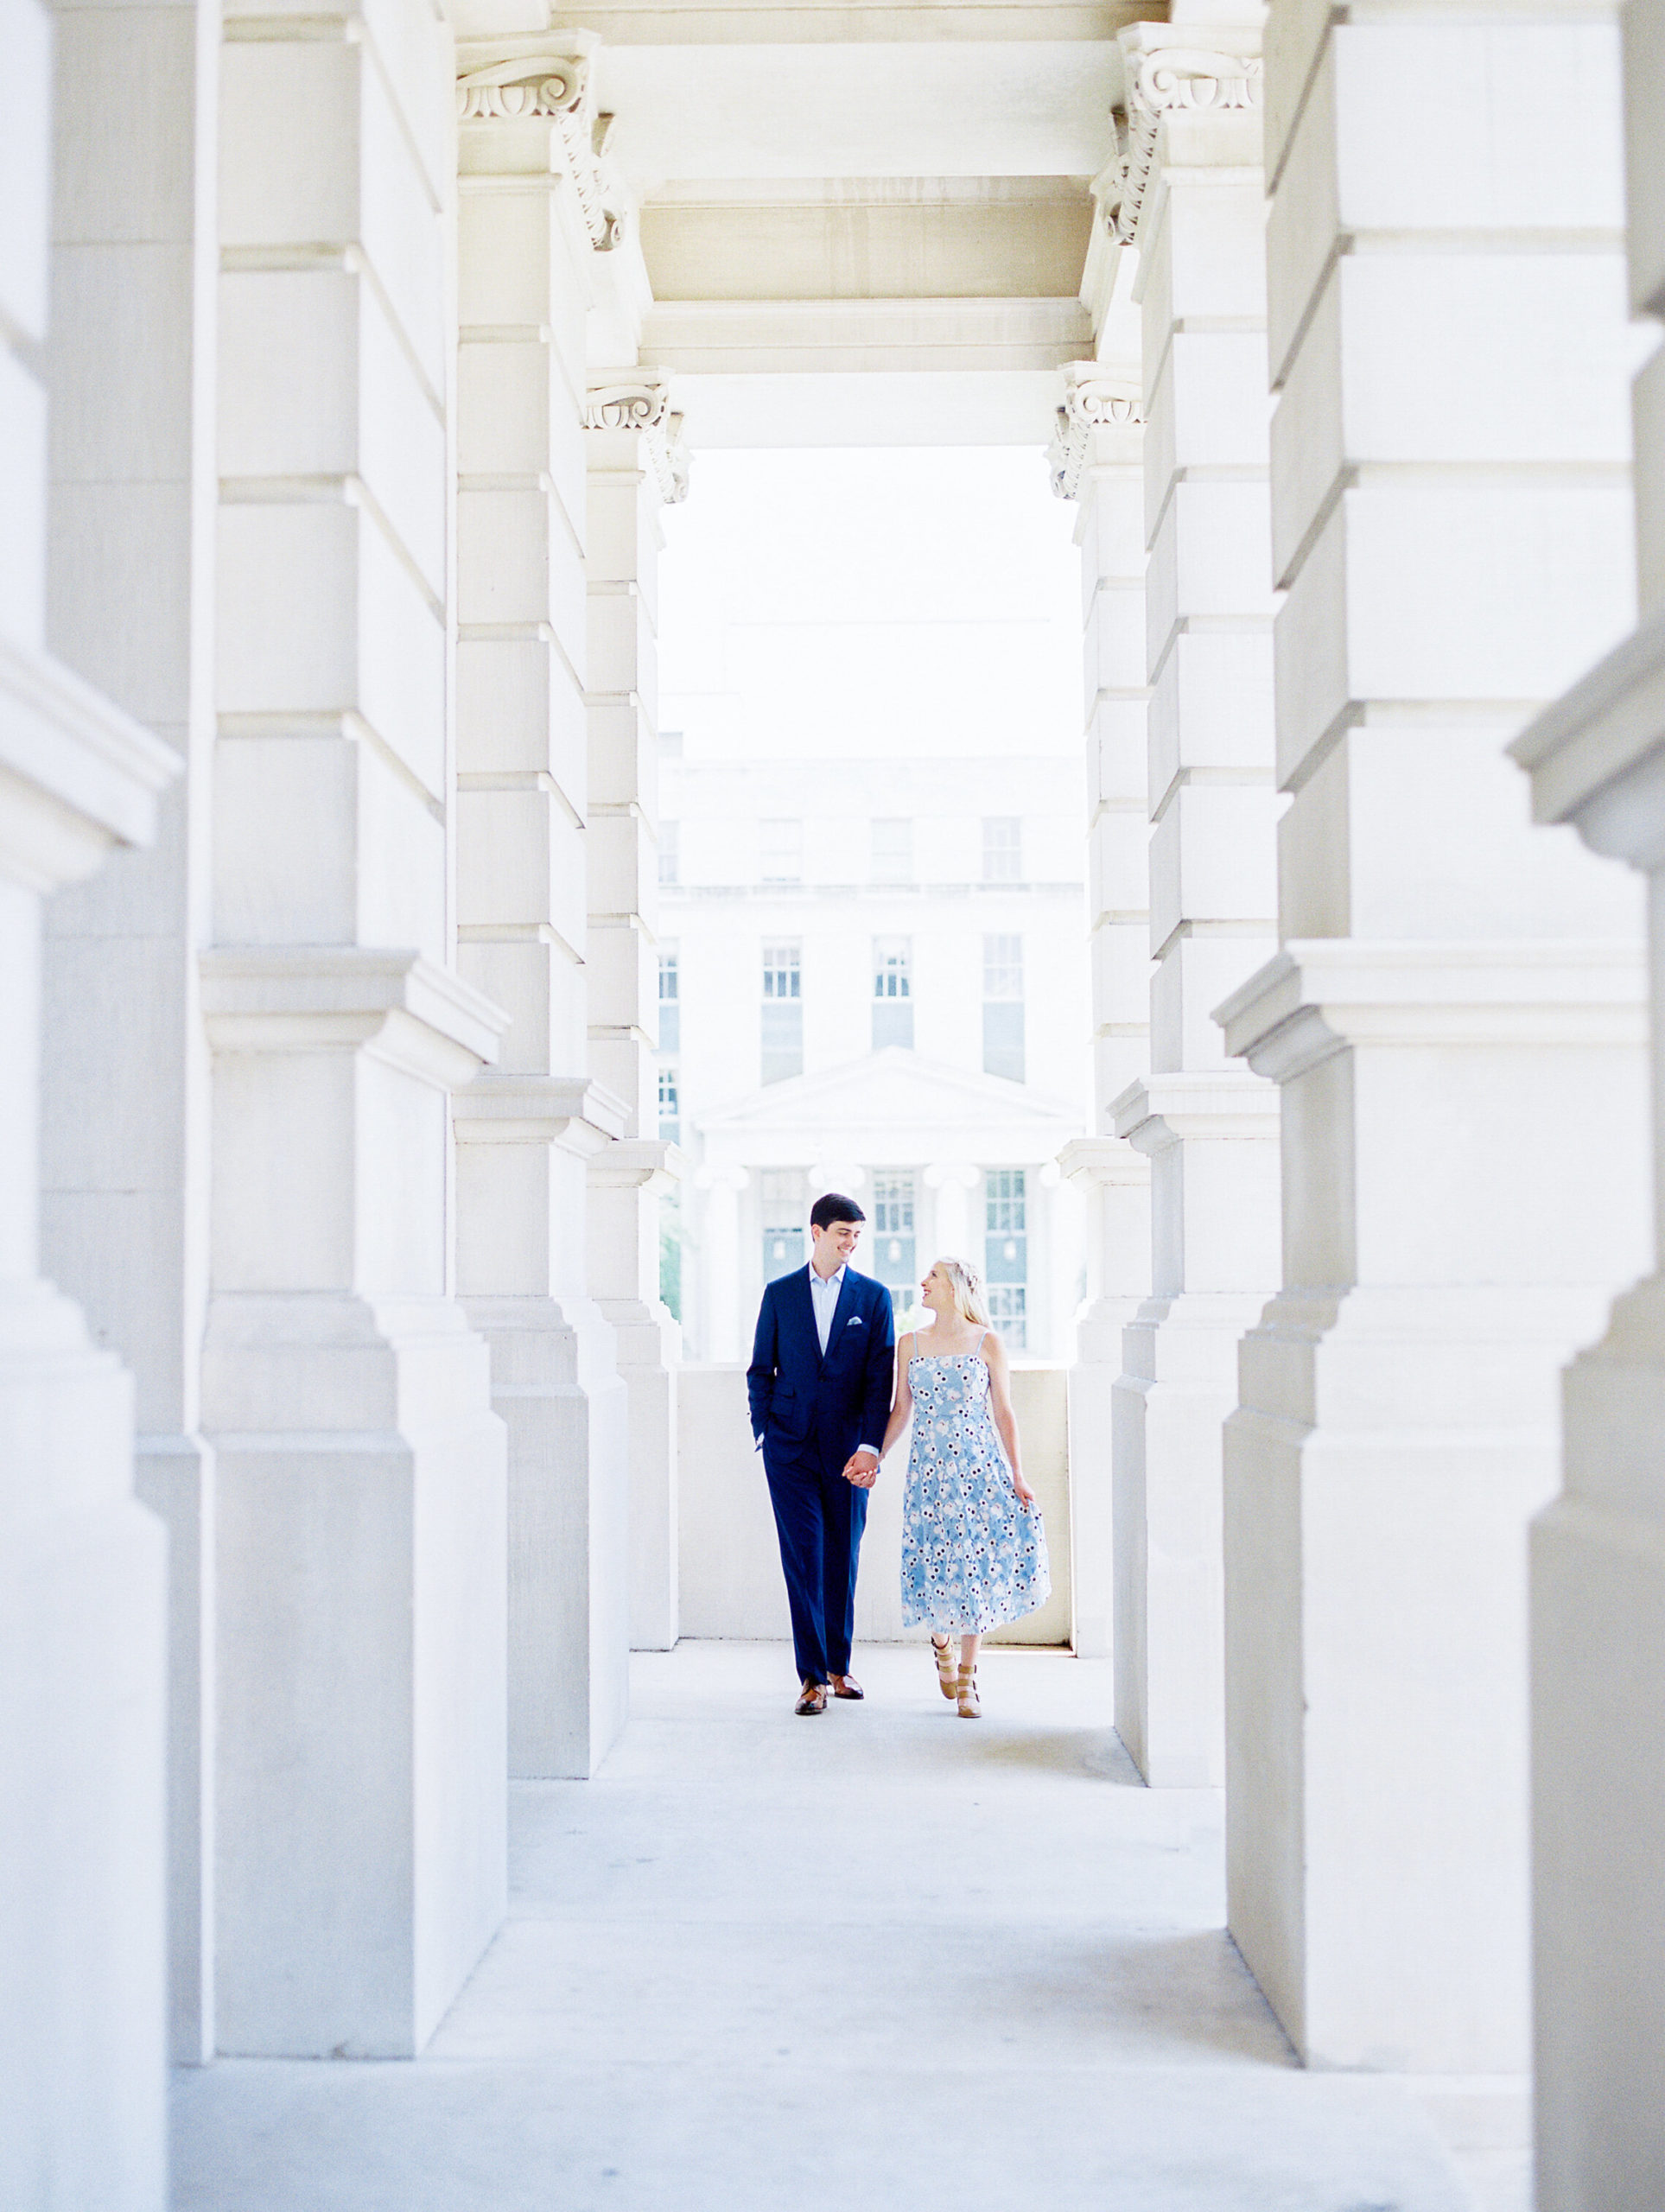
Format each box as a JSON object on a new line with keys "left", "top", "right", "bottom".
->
{"left": 584, "top": 370, "right": 691, "bottom": 503}
{"left": 455, "top": 39, "right": 625, "bottom": 251}
{"left": 1096, "top": 31, "right": 1264, "bottom": 251}
{"left": 1048, "top": 361, "right": 1145, "bottom": 499}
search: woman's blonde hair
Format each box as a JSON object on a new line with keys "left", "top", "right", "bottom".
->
{"left": 931, "top": 1255, "right": 990, "bottom": 1327}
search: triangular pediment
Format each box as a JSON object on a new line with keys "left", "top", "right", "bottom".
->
{"left": 695, "top": 1047, "right": 1083, "bottom": 1160}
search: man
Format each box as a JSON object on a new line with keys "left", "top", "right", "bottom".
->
{"left": 747, "top": 1192, "right": 897, "bottom": 1715}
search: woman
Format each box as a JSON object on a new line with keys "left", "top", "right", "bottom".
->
{"left": 866, "top": 1256, "right": 1050, "bottom": 1717}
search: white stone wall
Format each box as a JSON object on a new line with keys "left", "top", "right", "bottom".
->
{"left": 1512, "top": 0, "right": 1665, "bottom": 2190}
{"left": 39, "top": 0, "right": 219, "bottom": 2064}
{"left": 0, "top": 0, "right": 177, "bottom": 2194}
{"left": 677, "top": 1363, "right": 1072, "bottom": 1648}
{"left": 1106, "top": 22, "right": 1283, "bottom": 1792}
{"left": 1222, "top": 0, "right": 1649, "bottom": 2073}
{"left": 203, "top": 0, "right": 509, "bottom": 2057}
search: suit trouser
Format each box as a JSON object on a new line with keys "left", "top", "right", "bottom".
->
{"left": 762, "top": 1445, "right": 869, "bottom": 1682}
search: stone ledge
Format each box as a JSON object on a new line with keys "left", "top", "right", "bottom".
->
{"left": 1111, "top": 1068, "right": 1279, "bottom": 1147}
{"left": 1216, "top": 938, "right": 1648, "bottom": 1079}
{"left": 0, "top": 632, "right": 177, "bottom": 892}
{"left": 453, "top": 1071, "right": 632, "bottom": 1150}
{"left": 200, "top": 948, "right": 509, "bottom": 1087}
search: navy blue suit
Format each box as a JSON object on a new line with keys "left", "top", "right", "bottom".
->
{"left": 747, "top": 1265, "right": 897, "bottom": 1683}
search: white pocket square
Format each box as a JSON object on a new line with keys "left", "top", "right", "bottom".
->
{"left": 847, "top": 1316, "right": 864, "bottom": 1327}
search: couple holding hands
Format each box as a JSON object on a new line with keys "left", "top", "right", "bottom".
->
{"left": 747, "top": 1191, "right": 1051, "bottom": 1719}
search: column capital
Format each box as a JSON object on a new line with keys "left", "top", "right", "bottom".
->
{"left": 695, "top": 1163, "right": 750, "bottom": 1193}
{"left": 1048, "top": 362, "right": 1145, "bottom": 499}
{"left": 1101, "top": 26, "right": 1264, "bottom": 249}
{"left": 584, "top": 370, "right": 691, "bottom": 505}
{"left": 923, "top": 1160, "right": 980, "bottom": 1192}
{"left": 456, "top": 38, "right": 625, "bottom": 251}
{"left": 1057, "top": 1135, "right": 1150, "bottom": 1189}
{"left": 589, "top": 1137, "right": 684, "bottom": 1192}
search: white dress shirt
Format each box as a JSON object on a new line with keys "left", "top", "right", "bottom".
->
{"left": 808, "top": 1260, "right": 848, "bottom": 1353}
{"left": 808, "top": 1262, "right": 880, "bottom": 1460}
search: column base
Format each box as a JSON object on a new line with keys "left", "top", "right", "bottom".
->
{"left": 464, "top": 1293, "right": 630, "bottom": 1780}
{"left": 1113, "top": 1287, "right": 1268, "bottom": 1787}
{"left": 1227, "top": 1281, "right": 1611, "bottom": 2074}
{"left": 600, "top": 1299, "right": 681, "bottom": 1653}
{"left": 206, "top": 1292, "right": 507, "bottom": 2058}
{"left": 1533, "top": 1275, "right": 1665, "bottom": 2208}
{"left": 0, "top": 1282, "right": 166, "bottom": 2210}
{"left": 1068, "top": 1295, "right": 1144, "bottom": 1660}
{"left": 134, "top": 1431, "right": 216, "bottom": 2067}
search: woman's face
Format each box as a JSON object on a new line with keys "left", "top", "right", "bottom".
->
{"left": 920, "top": 1264, "right": 950, "bottom": 1313}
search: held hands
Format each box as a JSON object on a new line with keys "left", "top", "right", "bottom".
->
{"left": 842, "top": 1449, "right": 880, "bottom": 1489}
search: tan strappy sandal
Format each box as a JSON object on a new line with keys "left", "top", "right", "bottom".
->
{"left": 931, "top": 1634, "right": 957, "bottom": 1700}
{"left": 956, "top": 1663, "right": 981, "bottom": 1719}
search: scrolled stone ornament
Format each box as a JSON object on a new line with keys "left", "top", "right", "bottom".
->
{"left": 455, "top": 58, "right": 585, "bottom": 122}
{"left": 1111, "top": 48, "right": 1263, "bottom": 246}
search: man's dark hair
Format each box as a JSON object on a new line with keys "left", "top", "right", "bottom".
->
{"left": 810, "top": 1192, "right": 865, "bottom": 1231}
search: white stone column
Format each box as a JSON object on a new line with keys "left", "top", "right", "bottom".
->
{"left": 697, "top": 1165, "right": 748, "bottom": 1362}
{"left": 924, "top": 1158, "right": 979, "bottom": 1267}
{"left": 207, "top": 0, "right": 511, "bottom": 2056}
{"left": 1103, "top": 22, "right": 1284, "bottom": 1786}
{"left": 1217, "top": 0, "right": 1649, "bottom": 2070}
{"left": 1051, "top": 365, "right": 1154, "bottom": 1667}
{"left": 40, "top": 0, "right": 219, "bottom": 2063}
{"left": 0, "top": 10, "right": 177, "bottom": 2191}
{"left": 1510, "top": 0, "right": 1665, "bottom": 2189}
{"left": 452, "top": 48, "right": 632, "bottom": 1777}
{"left": 585, "top": 375, "right": 686, "bottom": 1654}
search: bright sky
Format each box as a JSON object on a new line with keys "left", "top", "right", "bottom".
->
{"left": 658, "top": 447, "right": 1082, "bottom": 762}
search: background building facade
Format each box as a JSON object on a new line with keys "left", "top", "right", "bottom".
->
{"left": 652, "top": 451, "right": 1092, "bottom": 1361}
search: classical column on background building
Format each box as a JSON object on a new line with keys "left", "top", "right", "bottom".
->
{"left": 924, "top": 1159, "right": 979, "bottom": 1270}
{"left": 584, "top": 372, "right": 687, "bottom": 1655}
{"left": 452, "top": 47, "right": 632, "bottom": 1778}
{"left": 1052, "top": 361, "right": 1153, "bottom": 1666}
{"left": 1509, "top": 0, "right": 1665, "bottom": 2190}
{"left": 40, "top": 0, "right": 218, "bottom": 2063}
{"left": 1, "top": 12, "right": 177, "bottom": 2195}
{"left": 1216, "top": 0, "right": 1649, "bottom": 2072}
{"left": 204, "top": 0, "right": 511, "bottom": 2057}
{"left": 696, "top": 1165, "right": 749, "bottom": 1361}
{"left": 1100, "top": 22, "right": 1283, "bottom": 1787}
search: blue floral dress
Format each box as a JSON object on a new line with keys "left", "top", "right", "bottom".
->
{"left": 899, "top": 1338, "right": 1051, "bottom": 1634}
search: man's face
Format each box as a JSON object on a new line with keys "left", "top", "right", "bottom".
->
{"left": 811, "top": 1217, "right": 861, "bottom": 1271}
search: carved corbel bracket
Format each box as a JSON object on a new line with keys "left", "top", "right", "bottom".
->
{"left": 584, "top": 371, "right": 691, "bottom": 504}
{"left": 1100, "top": 41, "right": 1264, "bottom": 251}
{"left": 456, "top": 41, "right": 625, "bottom": 251}
{"left": 1048, "top": 362, "right": 1145, "bottom": 500}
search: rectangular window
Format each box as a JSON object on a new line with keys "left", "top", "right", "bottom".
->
{"left": 982, "top": 931, "right": 1024, "bottom": 1082}
{"left": 760, "top": 1167, "right": 806, "bottom": 1282}
{"left": 872, "top": 936, "right": 913, "bottom": 1051}
{"left": 984, "top": 1167, "right": 1028, "bottom": 1350}
{"left": 986, "top": 1284, "right": 1027, "bottom": 1350}
{"left": 658, "top": 950, "right": 680, "bottom": 1054}
{"left": 759, "top": 817, "right": 803, "bottom": 884}
{"left": 870, "top": 1170, "right": 917, "bottom": 1298}
{"left": 761, "top": 942, "right": 803, "bottom": 1084}
{"left": 658, "top": 818, "right": 680, "bottom": 886}
{"left": 982, "top": 817, "right": 1021, "bottom": 883}
{"left": 871, "top": 817, "right": 913, "bottom": 885}
{"left": 658, "top": 1062, "right": 679, "bottom": 1142}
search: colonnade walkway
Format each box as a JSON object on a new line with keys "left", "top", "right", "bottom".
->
{"left": 172, "top": 1644, "right": 1528, "bottom": 2210}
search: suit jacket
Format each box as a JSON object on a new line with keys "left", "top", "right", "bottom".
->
{"left": 747, "top": 1265, "right": 897, "bottom": 1478}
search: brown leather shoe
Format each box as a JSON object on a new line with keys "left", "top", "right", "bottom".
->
{"left": 794, "top": 1680, "right": 828, "bottom": 1716}
{"left": 830, "top": 1675, "right": 864, "bottom": 1700}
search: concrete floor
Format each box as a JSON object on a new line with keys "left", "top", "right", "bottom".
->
{"left": 173, "top": 1642, "right": 1531, "bottom": 2211}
